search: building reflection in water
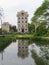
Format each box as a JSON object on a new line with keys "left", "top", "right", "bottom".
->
{"left": 18, "top": 40, "right": 29, "bottom": 58}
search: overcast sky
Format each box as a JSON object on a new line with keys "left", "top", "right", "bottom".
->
{"left": 0, "top": 0, "right": 44, "bottom": 26}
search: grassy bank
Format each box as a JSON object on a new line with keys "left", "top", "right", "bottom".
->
{"left": 4, "top": 34, "right": 49, "bottom": 40}
{"left": 0, "top": 36, "right": 12, "bottom": 52}
{"left": 1, "top": 34, "right": 49, "bottom": 41}
{"left": 4, "top": 34, "right": 33, "bottom": 39}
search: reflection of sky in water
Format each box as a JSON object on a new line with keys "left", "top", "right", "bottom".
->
{"left": 0, "top": 40, "right": 36, "bottom": 65}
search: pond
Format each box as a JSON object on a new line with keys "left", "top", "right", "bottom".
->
{"left": 0, "top": 39, "right": 49, "bottom": 65}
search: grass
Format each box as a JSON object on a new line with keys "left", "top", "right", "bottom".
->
{"left": 4, "top": 34, "right": 33, "bottom": 39}
{"left": 3, "top": 33, "right": 49, "bottom": 39}
{"left": 0, "top": 36, "right": 12, "bottom": 52}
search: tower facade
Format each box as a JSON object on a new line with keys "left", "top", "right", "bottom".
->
{"left": 2, "top": 22, "right": 10, "bottom": 32}
{"left": 17, "top": 10, "right": 29, "bottom": 33}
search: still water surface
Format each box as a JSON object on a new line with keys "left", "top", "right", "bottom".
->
{"left": 0, "top": 40, "right": 49, "bottom": 65}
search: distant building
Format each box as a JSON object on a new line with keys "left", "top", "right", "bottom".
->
{"left": 17, "top": 10, "right": 29, "bottom": 33}
{"left": 2, "top": 22, "right": 10, "bottom": 32}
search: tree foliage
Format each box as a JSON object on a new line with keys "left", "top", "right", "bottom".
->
{"left": 10, "top": 25, "right": 17, "bottom": 32}
{"left": 36, "top": 22, "right": 47, "bottom": 36}
{"left": 32, "top": 0, "right": 49, "bottom": 22}
{"left": 31, "top": 0, "right": 49, "bottom": 35}
{"left": 28, "top": 23, "right": 35, "bottom": 33}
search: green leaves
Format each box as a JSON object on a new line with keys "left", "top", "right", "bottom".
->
{"left": 34, "top": 0, "right": 49, "bottom": 16}
{"left": 28, "top": 23, "right": 35, "bottom": 33}
{"left": 32, "top": 0, "right": 49, "bottom": 22}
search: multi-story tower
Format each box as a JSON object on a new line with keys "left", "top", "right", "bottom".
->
{"left": 17, "top": 10, "right": 29, "bottom": 33}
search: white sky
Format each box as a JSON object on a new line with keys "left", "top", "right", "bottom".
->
{"left": 0, "top": 0, "right": 44, "bottom": 26}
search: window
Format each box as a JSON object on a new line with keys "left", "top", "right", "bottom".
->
{"left": 19, "top": 47, "right": 20, "bottom": 48}
{"left": 18, "top": 21, "right": 20, "bottom": 23}
{"left": 25, "top": 21, "right": 27, "bottom": 23}
{"left": 22, "top": 21, "right": 23, "bottom": 23}
{"left": 26, "top": 47, "right": 27, "bottom": 48}
{"left": 22, "top": 17, "right": 23, "bottom": 19}
{"left": 21, "top": 13, "right": 24, "bottom": 15}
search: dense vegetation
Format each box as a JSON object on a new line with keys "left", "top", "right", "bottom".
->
{"left": 0, "top": 36, "right": 12, "bottom": 52}
{"left": 28, "top": 0, "right": 49, "bottom": 37}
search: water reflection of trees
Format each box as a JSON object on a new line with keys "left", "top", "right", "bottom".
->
{"left": 29, "top": 39, "right": 49, "bottom": 46}
{"left": 31, "top": 44, "right": 49, "bottom": 65}
{"left": 0, "top": 39, "right": 12, "bottom": 62}
{"left": 17, "top": 40, "right": 29, "bottom": 59}
{"left": 40, "top": 45, "right": 49, "bottom": 65}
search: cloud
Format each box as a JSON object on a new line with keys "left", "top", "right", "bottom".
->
{"left": 0, "top": 0, "right": 44, "bottom": 8}
{"left": 0, "top": 0, "right": 44, "bottom": 25}
{"left": 0, "top": 0, "right": 20, "bottom": 8}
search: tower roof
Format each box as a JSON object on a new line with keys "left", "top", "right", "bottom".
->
{"left": 17, "top": 10, "right": 29, "bottom": 17}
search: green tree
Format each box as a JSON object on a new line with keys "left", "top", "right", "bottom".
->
{"left": 32, "top": 0, "right": 49, "bottom": 33}
{"left": 28, "top": 23, "right": 35, "bottom": 33}
{"left": 10, "top": 25, "right": 17, "bottom": 32}
{"left": 31, "top": 17, "right": 39, "bottom": 33}
{"left": 12, "top": 26, "right": 17, "bottom": 32}
{"left": 36, "top": 21, "right": 47, "bottom": 36}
